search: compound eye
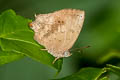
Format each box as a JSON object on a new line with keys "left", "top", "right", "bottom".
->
{"left": 64, "top": 51, "right": 71, "bottom": 57}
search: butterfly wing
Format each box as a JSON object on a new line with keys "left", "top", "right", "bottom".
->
{"left": 30, "top": 9, "right": 85, "bottom": 57}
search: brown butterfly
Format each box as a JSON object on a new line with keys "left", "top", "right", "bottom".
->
{"left": 29, "top": 9, "right": 85, "bottom": 64}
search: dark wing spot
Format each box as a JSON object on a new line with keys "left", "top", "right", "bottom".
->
{"left": 57, "top": 20, "right": 65, "bottom": 24}
{"left": 58, "top": 20, "right": 61, "bottom": 23}
{"left": 43, "top": 20, "right": 65, "bottom": 38}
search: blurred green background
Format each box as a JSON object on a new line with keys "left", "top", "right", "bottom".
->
{"left": 0, "top": 0, "right": 120, "bottom": 80}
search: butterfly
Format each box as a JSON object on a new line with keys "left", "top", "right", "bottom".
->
{"left": 29, "top": 9, "right": 85, "bottom": 64}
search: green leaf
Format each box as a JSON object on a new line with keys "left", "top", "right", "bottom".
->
{"left": 106, "top": 64, "right": 120, "bottom": 76}
{"left": 0, "top": 47, "right": 24, "bottom": 65}
{"left": 109, "top": 72, "right": 120, "bottom": 80}
{"left": 99, "top": 77, "right": 109, "bottom": 80}
{"left": 97, "top": 51, "right": 120, "bottom": 64}
{"left": 54, "top": 67, "right": 106, "bottom": 80}
{"left": 0, "top": 9, "right": 63, "bottom": 72}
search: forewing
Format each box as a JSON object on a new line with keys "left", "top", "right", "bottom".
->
{"left": 31, "top": 9, "right": 85, "bottom": 57}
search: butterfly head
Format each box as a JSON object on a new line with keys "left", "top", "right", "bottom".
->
{"left": 64, "top": 51, "right": 72, "bottom": 57}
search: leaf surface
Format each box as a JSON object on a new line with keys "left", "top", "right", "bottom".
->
{"left": 54, "top": 67, "right": 106, "bottom": 80}
{"left": 0, "top": 9, "right": 63, "bottom": 72}
{"left": 106, "top": 64, "right": 120, "bottom": 76}
{"left": 0, "top": 46, "right": 24, "bottom": 65}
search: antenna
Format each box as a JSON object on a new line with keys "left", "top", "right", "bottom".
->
{"left": 70, "top": 45, "right": 90, "bottom": 52}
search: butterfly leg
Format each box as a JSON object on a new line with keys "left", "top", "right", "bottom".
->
{"left": 52, "top": 57, "right": 60, "bottom": 64}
